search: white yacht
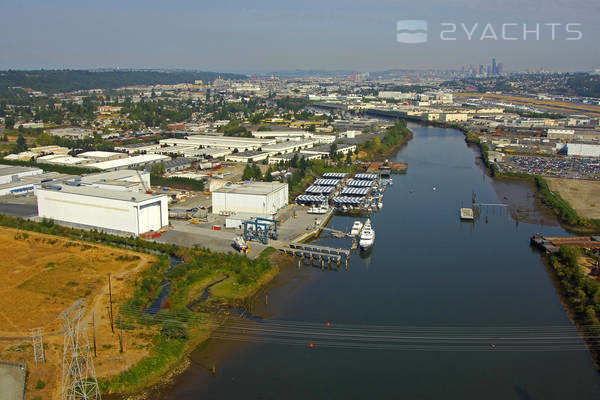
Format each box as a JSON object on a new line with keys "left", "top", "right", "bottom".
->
{"left": 377, "top": 200, "right": 383, "bottom": 209}
{"left": 350, "top": 220, "right": 363, "bottom": 237}
{"left": 359, "top": 219, "right": 375, "bottom": 250}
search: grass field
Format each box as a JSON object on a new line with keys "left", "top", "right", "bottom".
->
{"left": 455, "top": 92, "right": 600, "bottom": 117}
{"left": 545, "top": 178, "right": 600, "bottom": 220}
{"left": 0, "top": 227, "right": 159, "bottom": 400}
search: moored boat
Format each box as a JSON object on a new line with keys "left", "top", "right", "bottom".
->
{"left": 359, "top": 219, "right": 375, "bottom": 250}
{"left": 350, "top": 220, "right": 363, "bottom": 237}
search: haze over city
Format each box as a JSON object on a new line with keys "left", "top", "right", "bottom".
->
{"left": 1, "top": 0, "right": 599, "bottom": 72}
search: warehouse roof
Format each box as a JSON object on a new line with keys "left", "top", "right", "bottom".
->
{"left": 38, "top": 185, "right": 166, "bottom": 203}
{"left": 0, "top": 165, "right": 43, "bottom": 176}
{"left": 213, "top": 182, "right": 287, "bottom": 195}
{"left": 87, "top": 154, "right": 169, "bottom": 170}
{"left": 78, "top": 151, "right": 124, "bottom": 159}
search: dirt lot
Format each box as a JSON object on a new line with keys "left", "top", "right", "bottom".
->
{"left": 0, "top": 227, "right": 158, "bottom": 400}
{"left": 546, "top": 177, "right": 600, "bottom": 220}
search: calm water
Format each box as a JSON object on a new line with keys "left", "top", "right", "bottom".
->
{"left": 165, "top": 124, "right": 600, "bottom": 399}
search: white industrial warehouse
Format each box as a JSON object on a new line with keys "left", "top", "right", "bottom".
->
{"left": 212, "top": 182, "right": 288, "bottom": 216}
{"left": 36, "top": 185, "right": 169, "bottom": 236}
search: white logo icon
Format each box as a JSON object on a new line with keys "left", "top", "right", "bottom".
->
{"left": 397, "top": 20, "right": 428, "bottom": 43}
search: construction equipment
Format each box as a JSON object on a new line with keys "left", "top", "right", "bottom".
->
{"left": 242, "top": 217, "right": 279, "bottom": 244}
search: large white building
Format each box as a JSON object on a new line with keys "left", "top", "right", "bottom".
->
{"left": 87, "top": 154, "right": 170, "bottom": 171}
{"left": 566, "top": 143, "right": 600, "bottom": 158}
{"left": 36, "top": 185, "right": 169, "bottom": 236}
{"left": 0, "top": 165, "right": 44, "bottom": 185}
{"left": 212, "top": 182, "right": 288, "bottom": 215}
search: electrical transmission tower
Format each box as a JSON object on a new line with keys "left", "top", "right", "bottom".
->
{"left": 60, "top": 299, "right": 101, "bottom": 400}
{"left": 31, "top": 327, "right": 45, "bottom": 364}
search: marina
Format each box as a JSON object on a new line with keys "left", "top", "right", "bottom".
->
{"left": 164, "top": 124, "right": 600, "bottom": 400}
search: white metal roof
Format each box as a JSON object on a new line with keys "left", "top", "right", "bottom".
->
{"left": 213, "top": 182, "right": 287, "bottom": 195}
{"left": 87, "top": 154, "right": 170, "bottom": 170}
{"left": 38, "top": 184, "right": 166, "bottom": 203}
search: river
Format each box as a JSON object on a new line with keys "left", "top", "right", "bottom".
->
{"left": 161, "top": 124, "right": 600, "bottom": 399}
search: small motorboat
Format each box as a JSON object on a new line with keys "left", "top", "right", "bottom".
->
{"left": 233, "top": 235, "right": 248, "bottom": 252}
{"left": 350, "top": 220, "right": 363, "bottom": 237}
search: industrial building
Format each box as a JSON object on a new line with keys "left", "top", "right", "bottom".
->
{"left": 77, "top": 151, "right": 127, "bottom": 162}
{"left": 566, "top": 143, "right": 600, "bottom": 158}
{"left": 87, "top": 154, "right": 170, "bottom": 171}
{"left": 225, "top": 151, "right": 271, "bottom": 163}
{"left": 212, "top": 182, "right": 288, "bottom": 216}
{"left": 0, "top": 171, "right": 74, "bottom": 196}
{"left": 79, "top": 170, "right": 151, "bottom": 192}
{"left": 262, "top": 140, "right": 315, "bottom": 155}
{"left": 269, "top": 152, "right": 322, "bottom": 164}
{"left": 48, "top": 127, "right": 93, "bottom": 139}
{"left": 36, "top": 185, "right": 168, "bottom": 236}
{"left": 0, "top": 165, "right": 44, "bottom": 184}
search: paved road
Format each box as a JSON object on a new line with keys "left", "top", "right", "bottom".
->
{"left": 0, "top": 363, "right": 26, "bottom": 400}
{"left": 0, "top": 203, "right": 37, "bottom": 218}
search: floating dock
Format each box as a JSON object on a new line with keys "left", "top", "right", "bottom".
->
{"left": 460, "top": 207, "right": 474, "bottom": 220}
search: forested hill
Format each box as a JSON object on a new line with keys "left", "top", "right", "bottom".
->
{"left": 0, "top": 70, "right": 247, "bottom": 94}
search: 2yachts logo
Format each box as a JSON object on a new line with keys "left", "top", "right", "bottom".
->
{"left": 396, "top": 20, "right": 428, "bottom": 43}
{"left": 397, "top": 21, "right": 583, "bottom": 43}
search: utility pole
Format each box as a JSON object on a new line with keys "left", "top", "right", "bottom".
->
{"left": 60, "top": 299, "right": 101, "bottom": 400}
{"left": 92, "top": 312, "right": 97, "bottom": 358}
{"left": 31, "top": 327, "right": 45, "bottom": 365}
{"left": 108, "top": 273, "right": 114, "bottom": 334}
{"left": 118, "top": 314, "right": 124, "bottom": 353}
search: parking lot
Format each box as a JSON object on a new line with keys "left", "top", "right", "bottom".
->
{"left": 498, "top": 155, "right": 600, "bottom": 180}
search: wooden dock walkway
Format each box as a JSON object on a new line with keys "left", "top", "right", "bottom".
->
{"left": 278, "top": 241, "right": 351, "bottom": 268}
{"left": 530, "top": 234, "right": 600, "bottom": 253}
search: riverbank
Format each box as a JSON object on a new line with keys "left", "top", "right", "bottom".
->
{"left": 462, "top": 126, "right": 600, "bottom": 372}
{"left": 464, "top": 130, "right": 600, "bottom": 234}
{"left": 100, "top": 247, "right": 282, "bottom": 398}
{"left": 544, "top": 248, "right": 600, "bottom": 371}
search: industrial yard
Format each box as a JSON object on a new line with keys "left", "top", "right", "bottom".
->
{"left": 0, "top": 227, "right": 159, "bottom": 400}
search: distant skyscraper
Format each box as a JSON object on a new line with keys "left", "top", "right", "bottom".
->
{"left": 492, "top": 58, "right": 497, "bottom": 75}
{"left": 497, "top": 62, "right": 503, "bottom": 75}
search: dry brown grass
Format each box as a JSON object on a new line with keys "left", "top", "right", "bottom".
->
{"left": 0, "top": 227, "right": 159, "bottom": 400}
{"left": 545, "top": 178, "right": 600, "bottom": 220}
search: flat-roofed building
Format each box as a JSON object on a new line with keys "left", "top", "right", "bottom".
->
{"left": 225, "top": 151, "right": 271, "bottom": 163}
{"left": 48, "top": 127, "right": 93, "bottom": 139}
{"left": 0, "top": 165, "right": 44, "bottom": 185}
{"left": 87, "top": 154, "right": 170, "bottom": 171}
{"left": 36, "top": 185, "right": 169, "bottom": 236}
{"left": 263, "top": 140, "right": 315, "bottom": 155}
{"left": 77, "top": 151, "right": 127, "bottom": 162}
{"left": 212, "top": 182, "right": 288, "bottom": 215}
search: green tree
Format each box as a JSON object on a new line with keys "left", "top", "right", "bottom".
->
{"left": 16, "top": 134, "right": 27, "bottom": 152}
{"left": 264, "top": 167, "right": 274, "bottom": 182}
{"left": 329, "top": 143, "right": 338, "bottom": 159}
{"left": 151, "top": 163, "right": 166, "bottom": 176}
{"left": 161, "top": 319, "right": 188, "bottom": 339}
{"left": 242, "top": 163, "right": 254, "bottom": 180}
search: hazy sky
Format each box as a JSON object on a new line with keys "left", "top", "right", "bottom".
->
{"left": 1, "top": 0, "right": 598, "bottom": 72}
